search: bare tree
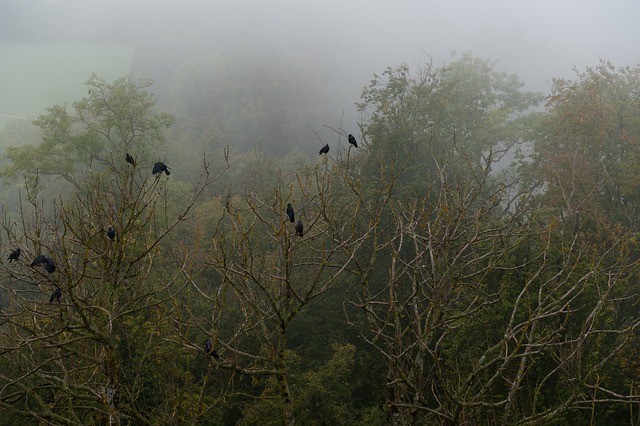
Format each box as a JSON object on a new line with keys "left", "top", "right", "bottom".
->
{"left": 0, "top": 152, "right": 226, "bottom": 425}
{"left": 341, "top": 153, "right": 640, "bottom": 424}
{"left": 173, "top": 161, "right": 369, "bottom": 425}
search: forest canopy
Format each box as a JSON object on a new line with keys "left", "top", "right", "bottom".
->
{"left": 1, "top": 53, "right": 640, "bottom": 426}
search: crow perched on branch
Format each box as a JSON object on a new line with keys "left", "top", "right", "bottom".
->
{"left": 31, "top": 255, "right": 56, "bottom": 273}
{"left": 126, "top": 153, "right": 136, "bottom": 166}
{"left": 30, "top": 255, "right": 47, "bottom": 267}
{"left": 7, "top": 248, "right": 20, "bottom": 263}
{"left": 107, "top": 226, "right": 116, "bottom": 241}
{"left": 286, "top": 203, "right": 295, "bottom": 223}
{"left": 295, "top": 219, "right": 304, "bottom": 237}
{"left": 348, "top": 134, "right": 358, "bottom": 148}
{"left": 204, "top": 338, "right": 220, "bottom": 359}
{"left": 152, "top": 161, "right": 171, "bottom": 176}
{"left": 49, "top": 287, "right": 62, "bottom": 303}
{"left": 319, "top": 144, "right": 330, "bottom": 155}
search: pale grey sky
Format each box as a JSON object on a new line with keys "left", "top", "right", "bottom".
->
{"left": 128, "top": 0, "right": 639, "bottom": 92}
{"left": 3, "top": 0, "right": 639, "bottom": 96}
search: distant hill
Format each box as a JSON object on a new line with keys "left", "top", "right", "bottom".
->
{"left": 0, "top": 42, "right": 136, "bottom": 124}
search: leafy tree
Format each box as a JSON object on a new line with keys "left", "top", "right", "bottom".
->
{"left": 293, "top": 343, "right": 368, "bottom": 425}
{"left": 338, "top": 139, "right": 640, "bottom": 424}
{"left": 0, "top": 79, "right": 228, "bottom": 424}
{"left": 2, "top": 74, "right": 174, "bottom": 191}
{"left": 525, "top": 61, "right": 640, "bottom": 229}
{"left": 172, "top": 157, "right": 370, "bottom": 425}
{"left": 515, "top": 60, "right": 640, "bottom": 425}
{"left": 341, "top": 56, "right": 640, "bottom": 425}
{"left": 357, "top": 53, "right": 543, "bottom": 194}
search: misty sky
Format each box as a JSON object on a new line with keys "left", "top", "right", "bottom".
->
{"left": 2, "top": 0, "right": 639, "bottom": 96}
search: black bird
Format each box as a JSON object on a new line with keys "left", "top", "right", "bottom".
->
{"left": 8, "top": 248, "right": 20, "bottom": 263}
{"left": 348, "top": 134, "right": 358, "bottom": 148}
{"left": 152, "top": 161, "right": 171, "bottom": 176}
{"left": 319, "top": 144, "right": 330, "bottom": 155}
{"left": 31, "top": 255, "right": 55, "bottom": 273}
{"left": 31, "top": 255, "right": 48, "bottom": 267}
{"left": 49, "top": 286, "right": 62, "bottom": 303}
{"left": 286, "top": 203, "right": 295, "bottom": 223}
{"left": 44, "top": 257, "right": 56, "bottom": 273}
{"left": 107, "top": 226, "right": 116, "bottom": 241}
{"left": 125, "top": 153, "right": 136, "bottom": 166}
{"left": 295, "top": 219, "right": 304, "bottom": 237}
{"left": 204, "top": 338, "right": 220, "bottom": 359}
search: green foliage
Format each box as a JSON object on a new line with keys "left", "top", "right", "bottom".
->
{"left": 526, "top": 60, "right": 640, "bottom": 229}
{"left": 357, "top": 52, "right": 543, "bottom": 194}
{"left": 292, "top": 343, "right": 377, "bottom": 425}
{"left": 0, "top": 73, "right": 224, "bottom": 424}
{"left": 2, "top": 74, "right": 174, "bottom": 191}
{"left": 345, "top": 56, "right": 640, "bottom": 425}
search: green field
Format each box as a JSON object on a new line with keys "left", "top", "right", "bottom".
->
{"left": 0, "top": 42, "right": 136, "bottom": 125}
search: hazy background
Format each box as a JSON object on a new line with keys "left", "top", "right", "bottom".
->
{"left": 1, "top": 0, "right": 639, "bottom": 125}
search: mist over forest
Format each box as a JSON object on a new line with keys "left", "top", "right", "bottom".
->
{"left": 1, "top": 1, "right": 640, "bottom": 425}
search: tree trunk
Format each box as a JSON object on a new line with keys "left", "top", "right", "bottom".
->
{"left": 276, "top": 328, "right": 294, "bottom": 425}
{"left": 105, "top": 346, "right": 121, "bottom": 426}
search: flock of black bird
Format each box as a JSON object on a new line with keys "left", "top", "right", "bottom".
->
{"left": 319, "top": 133, "right": 358, "bottom": 155}
{"left": 6, "top": 135, "right": 360, "bottom": 362}
{"left": 287, "top": 203, "right": 304, "bottom": 237}
{"left": 5, "top": 153, "right": 171, "bottom": 304}
{"left": 201, "top": 136, "right": 360, "bottom": 359}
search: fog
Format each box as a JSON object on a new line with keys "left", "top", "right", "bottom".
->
{"left": 4, "top": 0, "right": 639, "bottom": 88}
{"left": 0, "top": 0, "right": 640, "bottom": 165}
{"left": 0, "top": 0, "right": 640, "bottom": 146}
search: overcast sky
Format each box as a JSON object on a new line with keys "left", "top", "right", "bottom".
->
{"left": 3, "top": 0, "right": 639, "bottom": 94}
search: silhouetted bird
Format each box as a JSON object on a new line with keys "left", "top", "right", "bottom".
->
{"left": 286, "top": 203, "right": 295, "bottom": 223}
{"left": 107, "top": 226, "right": 116, "bottom": 241}
{"left": 348, "top": 134, "right": 358, "bottom": 148}
{"left": 204, "top": 338, "right": 220, "bottom": 359}
{"left": 319, "top": 144, "right": 330, "bottom": 155}
{"left": 31, "top": 255, "right": 48, "bottom": 267}
{"left": 31, "top": 255, "right": 55, "bottom": 273}
{"left": 44, "top": 258, "right": 56, "bottom": 273}
{"left": 152, "top": 161, "right": 171, "bottom": 176}
{"left": 49, "top": 286, "right": 62, "bottom": 303}
{"left": 8, "top": 248, "right": 20, "bottom": 263}
{"left": 126, "top": 153, "right": 136, "bottom": 166}
{"left": 295, "top": 219, "right": 304, "bottom": 237}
